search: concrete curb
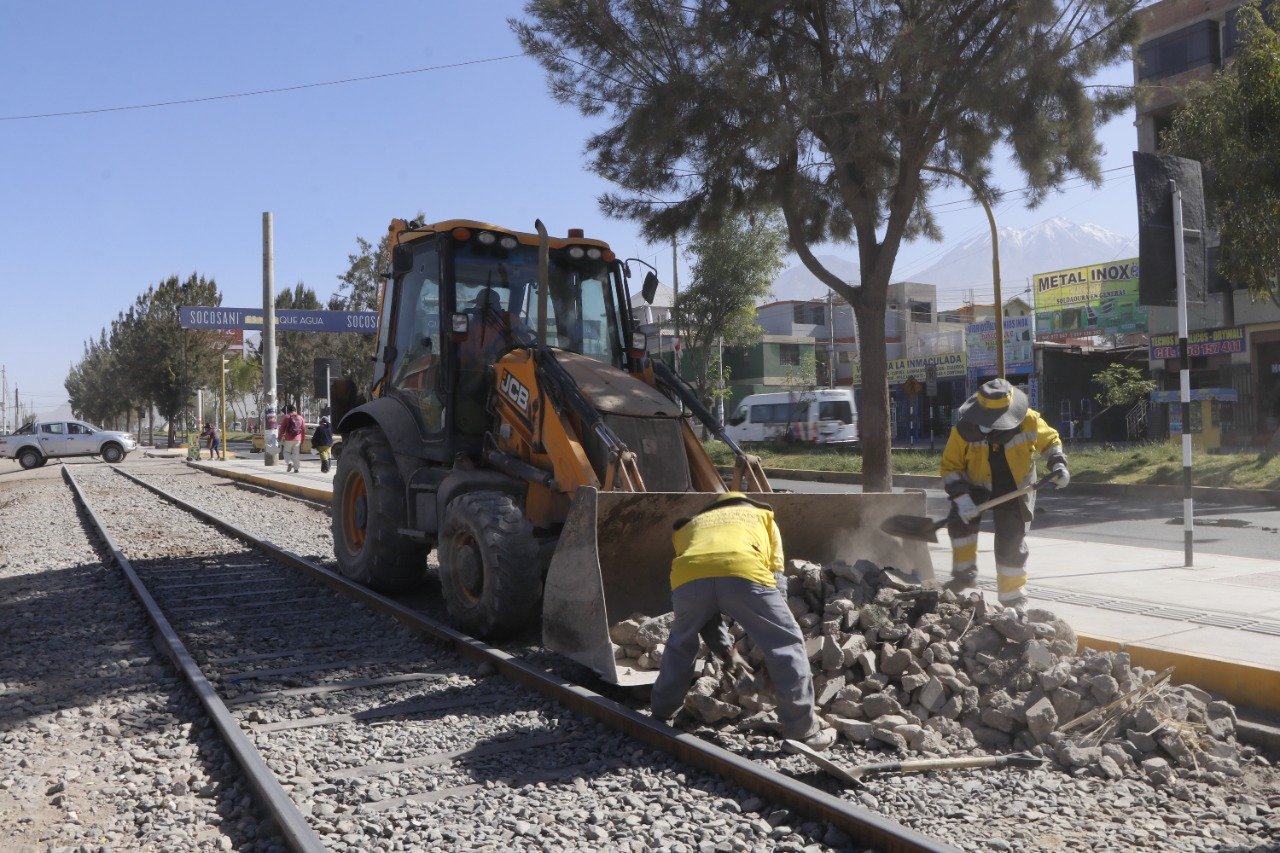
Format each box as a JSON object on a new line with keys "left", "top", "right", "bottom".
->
{"left": 725, "top": 466, "right": 1280, "bottom": 506}
{"left": 186, "top": 460, "right": 331, "bottom": 504}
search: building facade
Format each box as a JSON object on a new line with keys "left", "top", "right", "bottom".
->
{"left": 1136, "top": 0, "right": 1278, "bottom": 443}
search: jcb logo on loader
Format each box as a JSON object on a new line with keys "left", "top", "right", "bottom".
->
{"left": 500, "top": 372, "right": 531, "bottom": 413}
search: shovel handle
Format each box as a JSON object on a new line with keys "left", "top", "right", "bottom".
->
{"left": 853, "top": 752, "right": 1041, "bottom": 778}
{"left": 969, "top": 472, "right": 1059, "bottom": 514}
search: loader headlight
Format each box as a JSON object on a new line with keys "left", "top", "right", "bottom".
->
{"left": 476, "top": 231, "right": 496, "bottom": 246}
{"left": 499, "top": 236, "right": 517, "bottom": 250}
{"left": 568, "top": 246, "right": 585, "bottom": 259}
{"left": 586, "top": 247, "right": 602, "bottom": 260}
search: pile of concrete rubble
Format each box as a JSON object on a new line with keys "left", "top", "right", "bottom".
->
{"left": 612, "top": 558, "right": 1246, "bottom": 786}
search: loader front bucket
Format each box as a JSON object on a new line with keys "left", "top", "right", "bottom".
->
{"left": 541, "top": 486, "right": 934, "bottom": 686}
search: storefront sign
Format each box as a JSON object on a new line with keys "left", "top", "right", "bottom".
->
{"left": 1150, "top": 388, "right": 1238, "bottom": 403}
{"left": 966, "top": 316, "right": 1034, "bottom": 375}
{"left": 181, "top": 306, "right": 379, "bottom": 333}
{"left": 1032, "top": 258, "right": 1146, "bottom": 339}
{"left": 852, "top": 352, "right": 966, "bottom": 386}
{"left": 1149, "top": 326, "right": 1245, "bottom": 360}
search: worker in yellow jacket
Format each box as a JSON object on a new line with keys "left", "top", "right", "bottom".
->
{"left": 940, "top": 378, "right": 1069, "bottom": 609}
{"left": 650, "top": 492, "right": 836, "bottom": 750}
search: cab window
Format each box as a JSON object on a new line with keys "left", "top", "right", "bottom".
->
{"left": 41, "top": 423, "right": 65, "bottom": 435}
{"left": 389, "top": 246, "right": 445, "bottom": 434}
{"left": 68, "top": 423, "right": 92, "bottom": 435}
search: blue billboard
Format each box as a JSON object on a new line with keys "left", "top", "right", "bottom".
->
{"left": 181, "top": 306, "right": 378, "bottom": 333}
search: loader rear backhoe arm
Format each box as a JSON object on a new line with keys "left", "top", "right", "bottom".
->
{"left": 532, "top": 346, "right": 646, "bottom": 491}
{"left": 648, "top": 358, "right": 771, "bottom": 493}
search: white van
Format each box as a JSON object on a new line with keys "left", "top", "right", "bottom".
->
{"left": 725, "top": 389, "right": 858, "bottom": 445}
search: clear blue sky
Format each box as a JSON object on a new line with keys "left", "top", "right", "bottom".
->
{"left": 0, "top": 3, "right": 1140, "bottom": 419}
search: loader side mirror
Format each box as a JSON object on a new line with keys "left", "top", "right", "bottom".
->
{"left": 450, "top": 312, "right": 469, "bottom": 342}
{"left": 628, "top": 330, "right": 648, "bottom": 359}
{"left": 641, "top": 271, "right": 660, "bottom": 305}
{"left": 391, "top": 246, "right": 414, "bottom": 274}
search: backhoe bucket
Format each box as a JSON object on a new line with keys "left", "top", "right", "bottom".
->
{"left": 541, "top": 487, "right": 935, "bottom": 686}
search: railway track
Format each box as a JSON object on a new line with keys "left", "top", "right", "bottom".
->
{"left": 63, "top": 464, "right": 950, "bottom": 852}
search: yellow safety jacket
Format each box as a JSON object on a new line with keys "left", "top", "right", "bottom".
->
{"left": 670, "top": 500, "right": 783, "bottom": 591}
{"left": 940, "top": 409, "right": 1066, "bottom": 503}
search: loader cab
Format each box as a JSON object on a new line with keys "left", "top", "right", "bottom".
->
{"left": 379, "top": 221, "right": 632, "bottom": 449}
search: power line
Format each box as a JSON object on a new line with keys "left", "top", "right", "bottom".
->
{"left": 0, "top": 54, "right": 525, "bottom": 121}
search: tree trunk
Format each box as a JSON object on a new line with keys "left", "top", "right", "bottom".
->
{"left": 853, "top": 289, "right": 892, "bottom": 493}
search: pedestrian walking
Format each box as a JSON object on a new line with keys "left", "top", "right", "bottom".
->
{"left": 940, "top": 378, "right": 1070, "bottom": 609}
{"left": 312, "top": 416, "right": 334, "bottom": 474}
{"left": 278, "top": 404, "right": 305, "bottom": 473}
{"left": 203, "top": 422, "right": 222, "bottom": 461}
{"left": 649, "top": 492, "right": 836, "bottom": 750}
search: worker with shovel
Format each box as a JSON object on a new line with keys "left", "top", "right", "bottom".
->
{"left": 941, "top": 378, "right": 1069, "bottom": 609}
{"left": 649, "top": 492, "right": 837, "bottom": 751}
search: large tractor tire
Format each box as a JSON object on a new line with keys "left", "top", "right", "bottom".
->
{"left": 438, "top": 491, "right": 540, "bottom": 640}
{"left": 331, "top": 426, "right": 427, "bottom": 593}
{"left": 17, "top": 448, "right": 43, "bottom": 470}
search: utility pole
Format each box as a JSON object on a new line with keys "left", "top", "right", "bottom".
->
{"left": 263, "top": 212, "right": 278, "bottom": 467}
{"left": 220, "top": 353, "right": 229, "bottom": 461}
{"left": 0, "top": 364, "right": 7, "bottom": 432}
{"left": 826, "top": 293, "right": 836, "bottom": 389}
{"left": 1172, "top": 180, "right": 1194, "bottom": 567}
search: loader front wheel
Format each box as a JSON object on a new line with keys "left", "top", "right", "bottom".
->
{"left": 332, "top": 426, "right": 426, "bottom": 593}
{"left": 439, "top": 491, "right": 540, "bottom": 640}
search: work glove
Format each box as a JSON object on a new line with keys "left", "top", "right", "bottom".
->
{"left": 953, "top": 493, "right": 980, "bottom": 524}
{"left": 1050, "top": 463, "right": 1070, "bottom": 490}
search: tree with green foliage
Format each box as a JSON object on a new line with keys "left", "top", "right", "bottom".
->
{"left": 326, "top": 232, "right": 388, "bottom": 393}
{"left": 1091, "top": 362, "right": 1156, "bottom": 423}
{"left": 273, "top": 283, "right": 326, "bottom": 411}
{"left": 674, "top": 214, "right": 786, "bottom": 410}
{"left": 515, "top": 0, "right": 1137, "bottom": 490}
{"left": 1163, "top": 2, "right": 1280, "bottom": 299}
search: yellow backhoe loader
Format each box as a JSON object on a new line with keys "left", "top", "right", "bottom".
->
{"left": 331, "top": 217, "right": 933, "bottom": 685}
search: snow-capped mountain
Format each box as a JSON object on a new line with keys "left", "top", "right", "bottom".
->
{"left": 762, "top": 218, "right": 1134, "bottom": 305}
{"left": 905, "top": 217, "right": 1135, "bottom": 295}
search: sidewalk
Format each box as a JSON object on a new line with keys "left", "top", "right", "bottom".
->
{"left": 188, "top": 453, "right": 334, "bottom": 503}
{"left": 186, "top": 454, "right": 1280, "bottom": 713}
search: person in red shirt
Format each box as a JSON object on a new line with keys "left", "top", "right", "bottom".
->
{"left": 277, "top": 404, "right": 305, "bottom": 472}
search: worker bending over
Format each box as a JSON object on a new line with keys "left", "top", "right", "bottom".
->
{"left": 650, "top": 492, "right": 836, "bottom": 751}
{"left": 941, "top": 378, "right": 1069, "bottom": 609}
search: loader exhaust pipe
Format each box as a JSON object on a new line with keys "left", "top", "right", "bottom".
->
{"left": 535, "top": 219, "right": 549, "bottom": 347}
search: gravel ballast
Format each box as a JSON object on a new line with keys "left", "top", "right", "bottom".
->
{"left": 4, "top": 457, "right": 1278, "bottom": 851}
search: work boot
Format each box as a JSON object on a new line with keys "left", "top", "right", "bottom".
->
{"left": 943, "top": 568, "right": 978, "bottom": 594}
{"left": 1002, "top": 592, "right": 1028, "bottom": 612}
{"left": 802, "top": 723, "right": 837, "bottom": 752}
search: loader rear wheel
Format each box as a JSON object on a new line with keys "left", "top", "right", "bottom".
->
{"left": 332, "top": 426, "right": 426, "bottom": 593}
{"left": 438, "top": 491, "right": 540, "bottom": 640}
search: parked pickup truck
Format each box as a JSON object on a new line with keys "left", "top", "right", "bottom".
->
{"left": 0, "top": 419, "right": 137, "bottom": 469}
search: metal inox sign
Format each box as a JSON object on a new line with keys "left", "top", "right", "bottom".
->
{"left": 180, "top": 306, "right": 378, "bottom": 333}
{"left": 1032, "top": 258, "right": 1147, "bottom": 340}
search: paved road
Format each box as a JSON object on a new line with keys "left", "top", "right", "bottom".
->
{"left": 770, "top": 478, "right": 1280, "bottom": 561}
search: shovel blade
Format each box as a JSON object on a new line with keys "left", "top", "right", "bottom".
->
{"left": 879, "top": 513, "right": 943, "bottom": 543}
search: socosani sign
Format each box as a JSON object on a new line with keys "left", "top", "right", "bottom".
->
{"left": 180, "top": 306, "right": 378, "bottom": 333}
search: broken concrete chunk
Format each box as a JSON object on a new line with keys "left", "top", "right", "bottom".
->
{"left": 1025, "top": 697, "right": 1058, "bottom": 743}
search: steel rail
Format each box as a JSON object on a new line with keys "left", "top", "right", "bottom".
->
{"left": 63, "top": 467, "right": 326, "bottom": 853}
{"left": 112, "top": 465, "right": 955, "bottom": 853}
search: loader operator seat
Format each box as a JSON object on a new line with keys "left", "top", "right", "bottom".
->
{"left": 455, "top": 287, "right": 510, "bottom": 435}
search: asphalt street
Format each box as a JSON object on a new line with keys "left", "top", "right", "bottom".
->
{"left": 770, "top": 478, "right": 1280, "bottom": 561}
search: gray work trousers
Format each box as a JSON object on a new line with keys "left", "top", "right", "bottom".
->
{"left": 650, "top": 576, "right": 816, "bottom": 739}
{"left": 947, "top": 495, "right": 1030, "bottom": 605}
